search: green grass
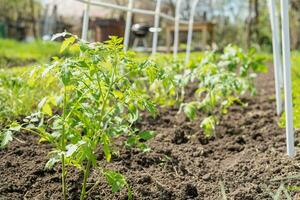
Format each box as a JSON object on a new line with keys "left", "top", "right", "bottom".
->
{"left": 0, "top": 39, "right": 61, "bottom": 67}
{"left": 290, "top": 52, "right": 300, "bottom": 128}
{"left": 292, "top": 52, "right": 300, "bottom": 128}
{"left": 279, "top": 52, "right": 300, "bottom": 128}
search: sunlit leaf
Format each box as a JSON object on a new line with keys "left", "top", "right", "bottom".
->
{"left": 102, "top": 133, "right": 111, "bottom": 162}
{"left": 9, "top": 121, "right": 21, "bottom": 131}
{"left": 60, "top": 36, "right": 76, "bottom": 53}
{"left": 104, "top": 170, "right": 127, "bottom": 193}
{"left": 201, "top": 116, "right": 217, "bottom": 137}
{"left": 1, "top": 130, "right": 13, "bottom": 148}
{"left": 139, "top": 131, "right": 156, "bottom": 141}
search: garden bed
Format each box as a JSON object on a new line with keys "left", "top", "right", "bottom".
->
{"left": 1, "top": 66, "right": 300, "bottom": 200}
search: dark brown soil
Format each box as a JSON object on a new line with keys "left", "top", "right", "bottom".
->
{"left": 1, "top": 66, "right": 300, "bottom": 200}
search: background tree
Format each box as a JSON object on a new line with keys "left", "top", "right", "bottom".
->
{"left": 0, "top": 0, "right": 41, "bottom": 39}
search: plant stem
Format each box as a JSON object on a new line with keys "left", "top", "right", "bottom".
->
{"left": 62, "top": 86, "right": 67, "bottom": 200}
{"left": 62, "top": 154, "right": 67, "bottom": 200}
{"left": 80, "top": 159, "right": 92, "bottom": 200}
{"left": 86, "top": 179, "right": 101, "bottom": 195}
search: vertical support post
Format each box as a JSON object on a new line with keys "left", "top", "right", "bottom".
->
{"left": 275, "top": 4, "right": 284, "bottom": 89}
{"left": 268, "top": 0, "right": 283, "bottom": 115}
{"left": 82, "top": 0, "right": 91, "bottom": 40}
{"left": 124, "top": 0, "right": 134, "bottom": 51}
{"left": 280, "top": 0, "right": 295, "bottom": 157}
{"left": 185, "top": 0, "right": 199, "bottom": 64}
{"left": 173, "top": 0, "right": 182, "bottom": 60}
{"left": 152, "top": 0, "right": 162, "bottom": 56}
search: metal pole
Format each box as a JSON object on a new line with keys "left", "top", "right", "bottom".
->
{"left": 151, "top": 0, "right": 162, "bottom": 56}
{"left": 268, "top": 0, "right": 283, "bottom": 115}
{"left": 173, "top": 0, "right": 183, "bottom": 60}
{"left": 185, "top": 0, "right": 199, "bottom": 64}
{"left": 124, "top": 0, "right": 134, "bottom": 51}
{"left": 275, "top": 4, "right": 284, "bottom": 89}
{"left": 81, "top": 0, "right": 91, "bottom": 40}
{"left": 280, "top": 0, "right": 295, "bottom": 157}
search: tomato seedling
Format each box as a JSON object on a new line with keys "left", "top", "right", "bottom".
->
{"left": 5, "top": 33, "right": 164, "bottom": 200}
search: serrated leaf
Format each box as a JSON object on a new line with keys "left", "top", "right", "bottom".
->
{"left": 38, "top": 97, "right": 47, "bottom": 110}
{"left": 128, "top": 104, "right": 139, "bottom": 123}
{"left": 143, "top": 100, "right": 156, "bottom": 115}
{"left": 1, "top": 130, "right": 13, "bottom": 148}
{"left": 125, "top": 135, "right": 138, "bottom": 147}
{"left": 113, "top": 90, "right": 124, "bottom": 99}
{"left": 139, "top": 131, "right": 156, "bottom": 141}
{"left": 104, "top": 170, "right": 127, "bottom": 193}
{"left": 200, "top": 116, "right": 217, "bottom": 137}
{"left": 184, "top": 103, "right": 197, "bottom": 120}
{"left": 60, "top": 36, "right": 76, "bottom": 53}
{"left": 66, "top": 144, "right": 78, "bottom": 157}
{"left": 138, "top": 143, "right": 151, "bottom": 152}
{"left": 42, "top": 103, "right": 53, "bottom": 116}
{"left": 10, "top": 122, "right": 21, "bottom": 131}
{"left": 70, "top": 43, "right": 80, "bottom": 52}
{"left": 45, "top": 156, "right": 60, "bottom": 169}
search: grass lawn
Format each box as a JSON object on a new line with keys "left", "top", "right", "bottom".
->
{"left": 278, "top": 52, "right": 300, "bottom": 128}
{"left": 0, "top": 39, "right": 61, "bottom": 67}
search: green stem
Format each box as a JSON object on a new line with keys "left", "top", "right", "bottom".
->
{"left": 62, "top": 154, "right": 67, "bottom": 200}
{"left": 99, "top": 63, "right": 116, "bottom": 121}
{"left": 80, "top": 159, "right": 92, "bottom": 200}
{"left": 62, "top": 85, "right": 67, "bottom": 200}
{"left": 80, "top": 54, "right": 118, "bottom": 200}
{"left": 86, "top": 179, "right": 100, "bottom": 195}
{"left": 20, "top": 127, "right": 40, "bottom": 136}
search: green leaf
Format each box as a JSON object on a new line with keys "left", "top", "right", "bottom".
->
{"left": 61, "top": 64, "right": 72, "bottom": 85}
{"left": 143, "top": 100, "right": 157, "bottom": 115}
{"left": 37, "top": 97, "right": 52, "bottom": 116}
{"left": 42, "top": 103, "right": 53, "bottom": 116}
{"left": 183, "top": 103, "right": 197, "bottom": 120}
{"left": 125, "top": 135, "right": 138, "bottom": 147}
{"left": 104, "top": 170, "right": 127, "bottom": 193}
{"left": 60, "top": 36, "right": 76, "bottom": 53}
{"left": 138, "top": 143, "right": 151, "bottom": 152}
{"left": 139, "top": 131, "right": 156, "bottom": 141}
{"left": 66, "top": 144, "right": 79, "bottom": 157}
{"left": 45, "top": 156, "right": 60, "bottom": 169}
{"left": 113, "top": 90, "right": 124, "bottom": 100}
{"left": 101, "top": 133, "right": 111, "bottom": 162}
{"left": 200, "top": 116, "right": 217, "bottom": 137}
{"left": 38, "top": 97, "right": 47, "bottom": 110}
{"left": 1, "top": 130, "right": 13, "bottom": 148}
{"left": 128, "top": 104, "right": 139, "bottom": 123}
{"left": 9, "top": 121, "right": 21, "bottom": 131}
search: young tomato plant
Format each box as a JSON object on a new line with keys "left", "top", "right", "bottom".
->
{"left": 145, "top": 55, "right": 196, "bottom": 107}
{"left": 181, "top": 46, "right": 266, "bottom": 136}
{"left": 8, "top": 33, "right": 164, "bottom": 200}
